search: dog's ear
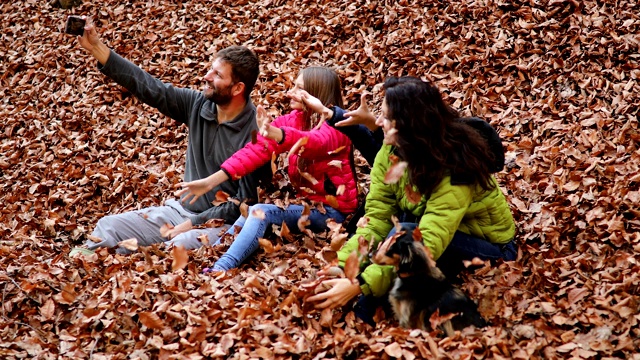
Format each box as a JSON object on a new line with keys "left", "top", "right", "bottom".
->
{"left": 418, "top": 243, "right": 446, "bottom": 280}
{"left": 391, "top": 215, "right": 402, "bottom": 234}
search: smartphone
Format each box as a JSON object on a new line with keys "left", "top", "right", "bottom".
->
{"left": 65, "top": 15, "right": 86, "bottom": 36}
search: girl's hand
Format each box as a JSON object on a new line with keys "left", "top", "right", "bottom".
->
{"left": 256, "top": 105, "right": 272, "bottom": 136}
{"left": 339, "top": 93, "right": 378, "bottom": 131}
{"left": 176, "top": 178, "right": 215, "bottom": 205}
{"left": 295, "top": 91, "right": 325, "bottom": 113}
{"left": 306, "top": 278, "right": 362, "bottom": 309}
{"left": 257, "top": 105, "right": 284, "bottom": 142}
{"left": 175, "top": 170, "right": 229, "bottom": 205}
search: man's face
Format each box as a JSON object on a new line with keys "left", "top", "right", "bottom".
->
{"left": 203, "top": 59, "right": 237, "bottom": 105}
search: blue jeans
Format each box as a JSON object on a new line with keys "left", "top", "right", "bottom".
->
{"left": 211, "top": 203, "right": 345, "bottom": 271}
{"left": 354, "top": 222, "right": 517, "bottom": 326}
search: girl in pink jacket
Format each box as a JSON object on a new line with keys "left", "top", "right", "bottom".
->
{"left": 178, "top": 67, "right": 358, "bottom": 271}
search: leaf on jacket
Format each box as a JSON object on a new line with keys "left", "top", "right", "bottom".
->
{"left": 328, "top": 145, "right": 346, "bottom": 155}
{"left": 119, "top": 238, "right": 139, "bottom": 251}
{"left": 327, "top": 160, "right": 342, "bottom": 169}
{"left": 171, "top": 245, "right": 188, "bottom": 271}
{"left": 405, "top": 184, "right": 422, "bottom": 204}
{"left": 300, "top": 171, "right": 319, "bottom": 185}
{"left": 139, "top": 311, "right": 165, "bottom": 330}
{"left": 344, "top": 250, "right": 359, "bottom": 282}
{"left": 388, "top": 154, "right": 400, "bottom": 164}
{"left": 290, "top": 136, "right": 309, "bottom": 155}
{"left": 325, "top": 195, "right": 339, "bottom": 209}
{"left": 384, "top": 161, "right": 408, "bottom": 184}
{"left": 336, "top": 184, "right": 345, "bottom": 196}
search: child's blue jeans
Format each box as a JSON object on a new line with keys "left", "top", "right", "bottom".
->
{"left": 211, "top": 203, "right": 345, "bottom": 271}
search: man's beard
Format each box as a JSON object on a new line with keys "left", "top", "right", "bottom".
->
{"left": 205, "top": 84, "right": 234, "bottom": 105}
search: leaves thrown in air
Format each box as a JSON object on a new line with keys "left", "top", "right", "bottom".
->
{"left": 170, "top": 245, "right": 188, "bottom": 271}
{"left": 384, "top": 161, "right": 408, "bottom": 184}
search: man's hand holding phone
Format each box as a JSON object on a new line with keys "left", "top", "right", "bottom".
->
{"left": 66, "top": 16, "right": 111, "bottom": 65}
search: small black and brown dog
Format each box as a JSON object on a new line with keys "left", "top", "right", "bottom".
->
{"left": 373, "top": 225, "right": 487, "bottom": 336}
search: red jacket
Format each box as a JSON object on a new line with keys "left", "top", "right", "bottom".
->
{"left": 220, "top": 110, "right": 358, "bottom": 214}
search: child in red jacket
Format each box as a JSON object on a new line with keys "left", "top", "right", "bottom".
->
{"left": 177, "top": 67, "right": 357, "bottom": 271}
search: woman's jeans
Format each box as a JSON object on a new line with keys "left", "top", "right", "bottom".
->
{"left": 211, "top": 203, "right": 345, "bottom": 271}
{"left": 354, "top": 222, "right": 517, "bottom": 326}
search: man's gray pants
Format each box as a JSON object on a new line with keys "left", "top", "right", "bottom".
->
{"left": 84, "top": 199, "right": 229, "bottom": 254}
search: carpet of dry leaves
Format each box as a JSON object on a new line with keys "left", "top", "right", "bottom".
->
{"left": 1, "top": 0, "right": 639, "bottom": 359}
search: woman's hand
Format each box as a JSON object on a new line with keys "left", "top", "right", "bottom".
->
{"left": 176, "top": 170, "right": 229, "bottom": 205}
{"left": 306, "top": 278, "right": 362, "bottom": 309}
{"left": 339, "top": 93, "right": 378, "bottom": 131}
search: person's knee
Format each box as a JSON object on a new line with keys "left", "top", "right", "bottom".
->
{"left": 250, "top": 203, "right": 272, "bottom": 214}
{"left": 91, "top": 215, "right": 119, "bottom": 240}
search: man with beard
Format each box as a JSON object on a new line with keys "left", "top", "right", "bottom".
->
{"left": 72, "top": 20, "right": 269, "bottom": 254}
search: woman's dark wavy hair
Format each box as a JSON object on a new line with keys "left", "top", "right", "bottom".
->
{"left": 383, "top": 76, "right": 495, "bottom": 196}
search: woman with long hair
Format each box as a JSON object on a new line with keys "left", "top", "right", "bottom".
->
{"left": 306, "top": 76, "right": 517, "bottom": 325}
{"left": 175, "top": 67, "right": 358, "bottom": 272}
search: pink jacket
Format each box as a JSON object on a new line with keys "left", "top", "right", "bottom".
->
{"left": 220, "top": 110, "right": 358, "bottom": 214}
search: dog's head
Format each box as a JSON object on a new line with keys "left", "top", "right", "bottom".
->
{"left": 372, "top": 225, "right": 445, "bottom": 280}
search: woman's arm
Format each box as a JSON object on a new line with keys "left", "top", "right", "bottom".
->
{"left": 307, "top": 146, "right": 400, "bottom": 307}
{"left": 417, "top": 176, "right": 474, "bottom": 260}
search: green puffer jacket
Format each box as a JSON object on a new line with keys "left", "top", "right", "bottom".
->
{"left": 338, "top": 144, "right": 516, "bottom": 297}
